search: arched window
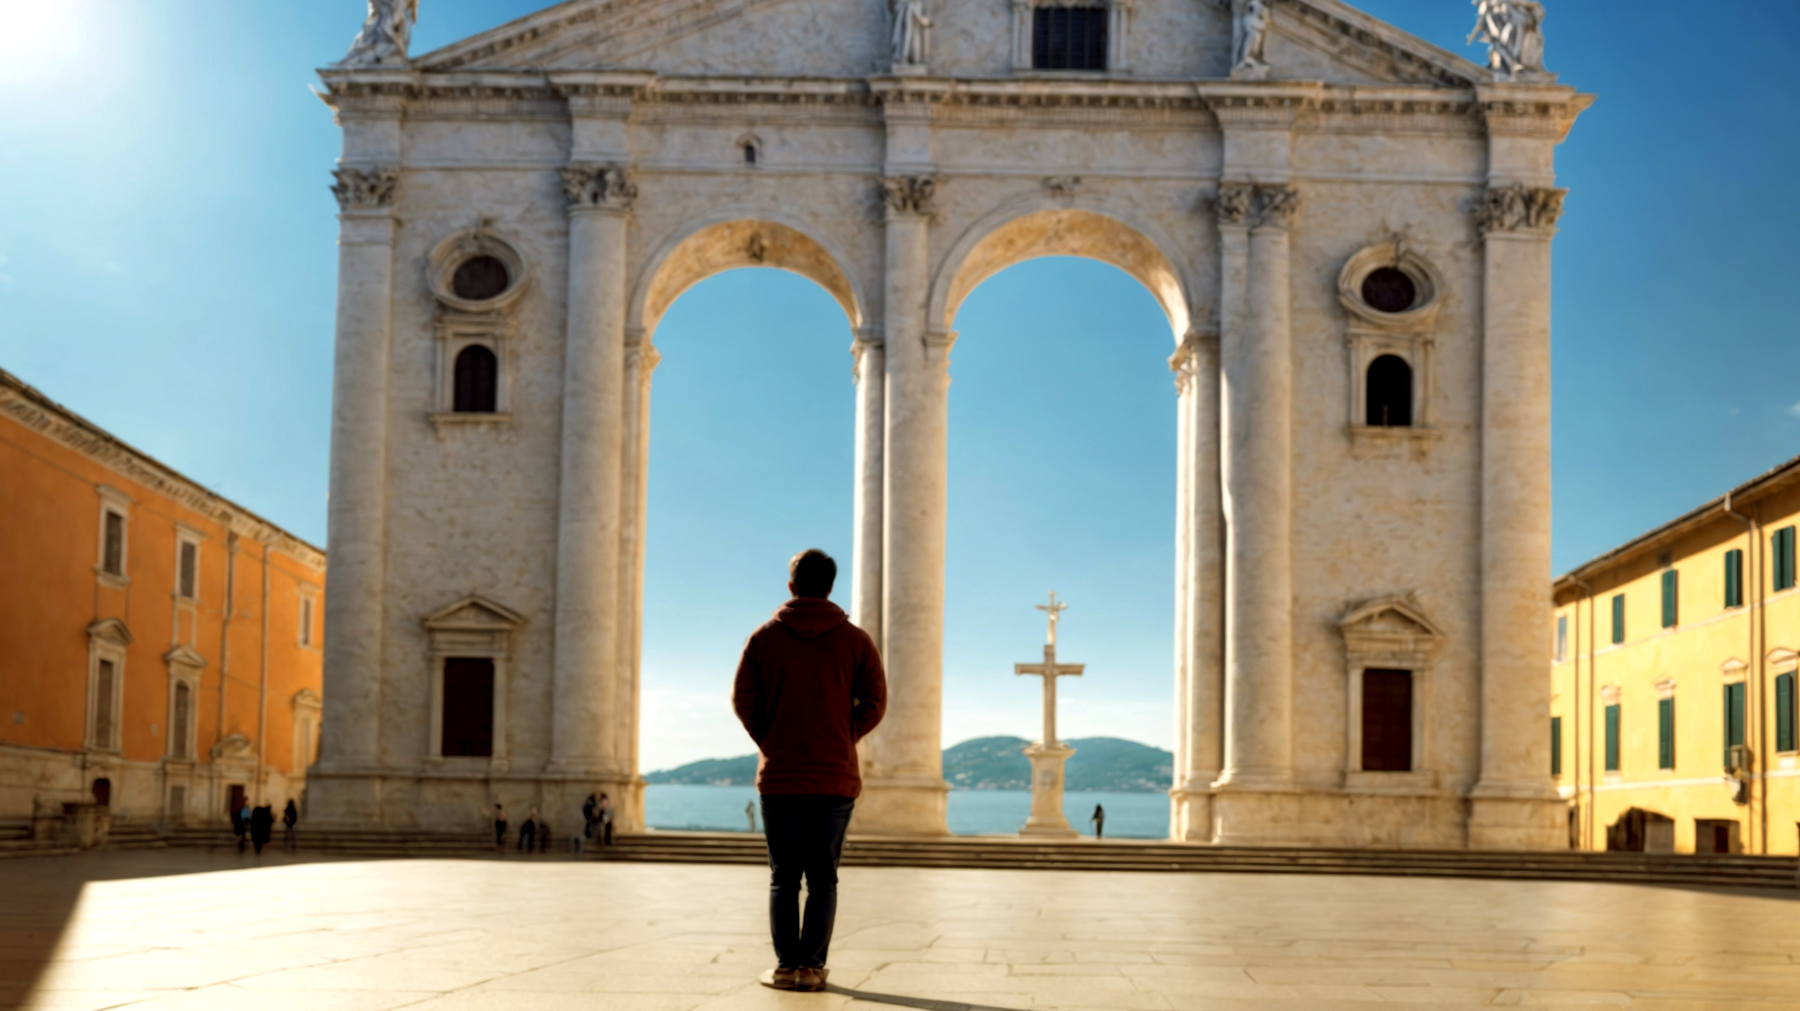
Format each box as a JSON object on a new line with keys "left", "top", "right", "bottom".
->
{"left": 1365, "top": 354, "right": 1412, "bottom": 427}
{"left": 453, "top": 345, "right": 498, "bottom": 413}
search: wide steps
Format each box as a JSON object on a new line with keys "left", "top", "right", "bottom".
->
{"left": 595, "top": 832, "right": 1799, "bottom": 889}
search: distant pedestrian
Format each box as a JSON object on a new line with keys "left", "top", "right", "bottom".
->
{"left": 1090, "top": 804, "right": 1105, "bottom": 839}
{"left": 493, "top": 804, "right": 508, "bottom": 851}
{"left": 583, "top": 793, "right": 599, "bottom": 839}
{"left": 282, "top": 799, "right": 299, "bottom": 850}
{"left": 237, "top": 803, "right": 252, "bottom": 852}
{"left": 598, "top": 793, "right": 613, "bottom": 846}
{"left": 746, "top": 800, "right": 757, "bottom": 833}
{"left": 538, "top": 815, "right": 552, "bottom": 853}
{"left": 249, "top": 804, "right": 275, "bottom": 855}
{"left": 519, "top": 808, "right": 538, "bottom": 852}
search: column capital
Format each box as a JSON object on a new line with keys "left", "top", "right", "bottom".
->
{"left": 850, "top": 329, "right": 884, "bottom": 383}
{"left": 880, "top": 175, "right": 937, "bottom": 218}
{"left": 922, "top": 328, "right": 956, "bottom": 365}
{"left": 1472, "top": 183, "right": 1565, "bottom": 237}
{"left": 1213, "top": 182, "right": 1297, "bottom": 231}
{"left": 562, "top": 163, "right": 638, "bottom": 212}
{"left": 1168, "top": 328, "right": 1218, "bottom": 393}
{"left": 331, "top": 166, "right": 399, "bottom": 211}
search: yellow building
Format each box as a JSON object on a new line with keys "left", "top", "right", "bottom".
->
{"left": 1553, "top": 455, "right": 1800, "bottom": 855}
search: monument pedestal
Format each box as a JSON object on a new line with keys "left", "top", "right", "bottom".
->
{"left": 1020, "top": 742, "right": 1078, "bottom": 838}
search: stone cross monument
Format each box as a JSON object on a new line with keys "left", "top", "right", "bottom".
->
{"left": 1014, "top": 592, "right": 1085, "bottom": 838}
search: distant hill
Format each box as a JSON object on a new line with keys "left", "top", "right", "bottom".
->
{"left": 648, "top": 737, "right": 1172, "bottom": 793}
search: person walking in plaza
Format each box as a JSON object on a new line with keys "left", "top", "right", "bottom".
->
{"left": 597, "top": 793, "right": 613, "bottom": 846}
{"left": 249, "top": 804, "right": 274, "bottom": 855}
{"left": 282, "top": 799, "right": 299, "bottom": 851}
{"left": 733, "top": 548, "right": 886, "bottom": 993}
{"left": 583, "top": 793, "right": 599, "bottom": 840}
{"left": 237, "top": 801, "right": 253, "bottom": 852}
{"left": 1090, "top": 804, "right": 1106, "bottom": 839}
{"left": 745, "top": 800, "right": 757, "bottom": 833}
{"left": 493, "top": 803, "right": 508, "bottom": 852}
{"left": 518, "top": 808, "right": 538, "bottom": 853}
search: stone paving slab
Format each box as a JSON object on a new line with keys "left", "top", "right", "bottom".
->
{"left": 2, "top": 850, "right": 1796, "bottom": 1010}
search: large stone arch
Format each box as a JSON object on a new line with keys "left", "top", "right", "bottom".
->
{"left": 930, "top": 201, "right": 1196, "bottom": 344}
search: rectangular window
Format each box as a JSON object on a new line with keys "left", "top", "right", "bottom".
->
{"left": 1660, "top": 569, "right": 1678, "bottom": 628}
{"left": 1724, "top": 548, "right": 1744, "bottom": 608}
{"left": 101, "top": 510, "right": 125, "bottom": 576}
{"left": 299, "top": 597, "right": 314, "bottom": 648}
{"left": 1775, "top": 526, "right": 1797, "bottom": 592}
{"left": 93, "top": 659, "right": 117, "bottom": 749}
{"left": 1554, "top": 615, "right": 1568, "bottom": 662}
{"left": 1603, "top": 703, "right": 1621, "bottom": 772}
{"left": 177, "top": 540, "right": 198, "bottom": 600}
{"left": 1550, "top": 716, "right": 1563, "bottom": 776}
{"left": 1777, "top": 672, "right": 1796, "bottom": 754}
{"left": 1032, "top": 5, "right": 1108, "bottom": 70}
{"left": 441, "top": 657, "right": 495, "bottom": 758}
{"left": 1723, "top": 681, "right": 1746, "bottom": 770}
{"left": 1657, "top": 696, "right": 1675, "bottom": 770}
{"left": 1360, "top": 669, "right": 1413, "bottom": 771}
{"left": 1610, "top": 593, "right": 1625, "bottom": 645}
{"left": 171, "top": 681, "right": 192, "bottom": 760}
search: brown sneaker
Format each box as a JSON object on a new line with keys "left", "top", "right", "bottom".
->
{"left": 758, "top": 967, "right": 801, "bottom": 990}
{"left": 793, "top": 967, "right": 828, "bottom": 992}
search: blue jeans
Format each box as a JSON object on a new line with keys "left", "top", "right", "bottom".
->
{"left": 761, "top": 794, "right": 854, "bottom": 970}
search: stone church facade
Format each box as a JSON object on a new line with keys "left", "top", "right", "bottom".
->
{"left": 308, "top": 0, "right": 1588, "bottom": 848}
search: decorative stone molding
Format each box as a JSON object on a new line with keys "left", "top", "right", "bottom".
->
{"left": 330, "top": 167, "right": 399, "bottom": 210}
{"left": 426, "top": 226, "right": 531, "bottom": 314}
{"left": 1167, "top": 328, "right": 1217, "bottom": 395}
{"left": 1720, "top": 657, "right": 1748, "bottom": 684}
{"left": 880, "top": 175, "right": 937, "bottom": 216}
{"left": 923, "top": 328, "right": 957, "bottom": 364}
{"left": 560, "top": 163, "right": 638, "bottom": 210}
{"left": 1213, "top": 182, "right": 1297, "bottom": 230}
{"left": 1472, "top": 182, "right": 1565, "bottom": 235}
{"left": 1598, "top": 683, "right": 1621, "bottom": 705}
{"left": 1768, "top": 647, "right": 1798, "bottom": 669}
{"left": 1654, "top": 677, "right": 1677, "bottom": 700}
{"left": 1337, "top": 239, "right": 1444, "bottom": 459}
{"left": 850, "top": 330, "right": 883, "bottom": 384}
{"left": 211, "top": 732, "right": 253, "bottom": 761}
{"left": 1337, "top": 594, "right": 1443, "bottom": 793}
{"left": 423, "top": 595, "right": 526, "bottom": 771}
{"left": 1044, "top": 176, "right": 1081, "bottom": 200}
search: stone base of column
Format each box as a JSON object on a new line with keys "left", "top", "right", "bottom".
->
{"left": 1209, "top": 787, "right": 1307, "bottom": 846}
{"left": 1467, "top": 791, "right": 1565, "bottom": 851}
{"left": 302, "top": 766, "right": 386, "bottom": 826}
{"left": 1020, "top": 743, "right": 1077, "bottom": 838}
{"left": 850, "top": 776, "right": 949, "bottom": 836}
{"left": 1168, "top": 785, "right": 1215, "bottom": 843}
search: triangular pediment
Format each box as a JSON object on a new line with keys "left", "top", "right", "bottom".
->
{"left": 163, "top": 645, "right": 208, "bottom": 671}
{"left": 423, "top": 595, "right": 527, "bottom": 631}
{"left": 1338, "top": 595, "right": 1444, "bottom": 640}
{"left": 86, "top": 618, "right": 133, "bottom": 647}
{"left": 1263, "top": 0, "right": 1482, "bottom": 88}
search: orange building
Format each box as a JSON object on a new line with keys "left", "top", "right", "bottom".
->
{"left": 0, "top": 367, "right": 325, "bottom": 832}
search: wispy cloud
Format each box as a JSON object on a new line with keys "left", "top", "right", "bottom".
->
{"left": 1787, "top": 402, "right": 1800, "bottom": 418}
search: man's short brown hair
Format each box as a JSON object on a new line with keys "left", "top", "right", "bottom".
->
{"left": 789, "top": 548, "right": 837, "bottom": 599}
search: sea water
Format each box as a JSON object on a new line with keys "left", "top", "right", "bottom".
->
{"left": 644, "top": 783, "right": 1168, "bottom": 839}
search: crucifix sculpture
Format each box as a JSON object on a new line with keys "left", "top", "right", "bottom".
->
{"left": 1014, "top": 591, "right": 1085, "bottom": 838}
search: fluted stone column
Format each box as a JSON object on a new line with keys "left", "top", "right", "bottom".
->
{"left": 851, "top": 330, "right": 886, "bottom": 650}
{"left": 614, "top": 338, "right": 658, "bottom": 831}
{"left": 1213, "top": 182, "right": 1299, "bottom": 842}
{"left": 549, "top": 165, "right": 635, "bottom": 793}
{"left": 1169, "top": 329, "right": 1223, "bottom": 841}
{"left": 314, "top": 165, "right": 399, "bottom": 822}
{"left": 857, "top": 175, "right": 950, "bottom": 835}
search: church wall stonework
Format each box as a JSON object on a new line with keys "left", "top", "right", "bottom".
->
{"left": 309, "top": 0, "right": 1586, "bottom": 846}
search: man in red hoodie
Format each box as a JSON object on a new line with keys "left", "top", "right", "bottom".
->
{"left": 733, "top": 548, "right": 887, "bottom": 993}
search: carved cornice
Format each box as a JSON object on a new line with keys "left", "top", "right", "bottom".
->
{"left": 1198, "top": 82, "right": 1321, "bottom": 131}
{"left": 0, "top": 372, "right": 325, "bottom": 568}
{"left": 1475, "top": 84, "right": 1593, "bottom": 142}
{"left": 1167, "top": 328, "right": 1217, "bottom": 394}
{"left": 1214, "top": 182, "right": 1298, "bottom": 230}
{"left": 880, "top": 175, "right": 937, "bottom": 216}
{"left": 1044, "top": 176, "right": 1081, "bottom": 199}
{"left": 561, "top": 163, "right": 638, "bottom": 210}
{"left": 331, "top": 167, "right": 399, "bottom": 210}
{"left": 1472, "top": 183, "right": 1564, "bottom": 235}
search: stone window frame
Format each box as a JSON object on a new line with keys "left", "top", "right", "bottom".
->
{"left": 94, "top": 486, "right": 132, "bottom": 589}
{"left": 173, "top": 525, "right": 202, "bottom": 603}
{"left": 1010, "top": 0, "right": 1135, "bottom": 75}
{"left": 1338, "top": 241, "right": 1444, "bottom": 459}
{"left": 163, "top": 646, "right": 205, "bottom": 763}
{"left": 292, "top": 688, "right": 322, "bottom": 776}
{"left": 422, "top": 595, "right": 526, "bottom": 773}
{"left": 297, "top": 588, "right": 319, "bottom": 650}
{"left": 426, "top": 227, "right": 528, "bottom": 430}
{"left": 85, "top": 618, "right": 132, "bottom": 753}
{"left": 736, "top": 132, "right": 764, "bottom": 168}
{"left": 1337, "top": 595, "right": 1442, "bottom": 793}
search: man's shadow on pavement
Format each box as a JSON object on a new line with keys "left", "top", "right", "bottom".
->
{"left": 824, "top": 983, "right": 1018, "bottom": 1011}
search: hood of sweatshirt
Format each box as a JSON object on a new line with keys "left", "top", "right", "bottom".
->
{"left": 774, "top": 597, "right": 849, "bottom": 640}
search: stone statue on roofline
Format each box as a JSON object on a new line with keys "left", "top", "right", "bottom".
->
{"left": 341, "top": 0, "right": 418, "bottom": 67}
{"left": 1468, "top": 0, "right": 1549, "bottom": 81}
{"left": 1229, "top": 0, "right": 1271, "bottom": 81}
{"left": 888, "top": 0, "right": 931, "bottom": 72}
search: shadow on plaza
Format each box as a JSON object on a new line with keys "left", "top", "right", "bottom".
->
{"left": 825, "top": 984, "right": 1021, "bottom": 1011}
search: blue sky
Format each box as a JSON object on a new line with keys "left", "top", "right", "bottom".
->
{"left": 2, "top": 1, "right": 1797, "bottom": 770}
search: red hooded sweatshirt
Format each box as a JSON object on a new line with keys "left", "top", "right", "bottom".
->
{"left": 731, "top": 598, "right": 887, "bottom": 797}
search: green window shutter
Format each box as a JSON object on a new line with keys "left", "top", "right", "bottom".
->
{"left": 1550, "top": 716, "right": 1562, "bottom": 776}
{"left": 1657, "top": 697, "right": 1674, "bottom": 769}
{"left": 1776, "top": 527, "right": 1797, "bottom": 592}
{"left": 1725, "top": 549, "right": 1744, "bottom": 608}
{"left": 1723, "top": 682, "right": 1746, "bottom": 769}
{"left": 1778, "top": 673, "right": 1796, "bottom": 754}
{"left": 1604, "top": 704, "right": 1621, "bottom": 772}
{"left": 1660, "top": 570, "right": 1678, "bottom": 628}
{"left": 1611, "top": 594, "right": 1626, "bottom": 645}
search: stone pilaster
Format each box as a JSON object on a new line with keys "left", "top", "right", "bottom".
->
{"left": 549, "top": 164, "right": 635, "bottom": 795}
{"left": 856, "top": 174, "right": 951, "bottom": 836}
{"left": 615, "top": 338, "right": 659, "bottom": 832}
{"left": 1169, "top": 329, "right": 1223, "bottom": 841}
{"left": 851, "top": 331, "right": 886, "bottom": 651}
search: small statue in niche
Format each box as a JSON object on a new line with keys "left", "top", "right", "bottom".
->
{"left": 888, "top": 0, "right": 931, "bottom": 70}
{"left": 341, "top": 0, "right": 419, "bottom": 66}
{"left": 1230, "top": 0, "right": 1271, "bottom": 80}
{"left": 1468, "top": 0, "right": 1547, "bottom": 80}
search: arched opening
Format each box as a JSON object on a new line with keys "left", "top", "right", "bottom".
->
{"left": 452, "top": 345, "right": 498, "bottom": 413}
{"left": 632, "top": 218, "right": 864, "bottom": 832}
{"left": 90, "top": 778, "right": 111, "bottom": 806}
{"left": 1365, "top": 354, "right": 1413, "bottom": 427}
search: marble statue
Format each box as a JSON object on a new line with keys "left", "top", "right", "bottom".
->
{"left": 1468, "top": 0, "right": 1546, "bottom": 80}
{"left": 1014, "top": 593, "right": 1084, "bottom": 838}
{"left": 342, "top": 0, "right": 418, "bottom": 66}
{"left": 888, "top": 0, "right": 931, "bottom": 69}
{"left": 1230, "top": 0, "right": 1271, "bottom": 79}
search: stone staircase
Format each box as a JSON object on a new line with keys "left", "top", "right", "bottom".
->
{"left": 595, "top": 831, "right": 1800, "bottom": 890}
{"left": 0, "top": 818, "right": 73, "bottom": 859}
{"left": 160, "top": 825, "right": 498, "bottom": 856}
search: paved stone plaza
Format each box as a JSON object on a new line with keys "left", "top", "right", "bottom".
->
{"left": 3, "top": 851, "right": 1796, "bottom": 1010}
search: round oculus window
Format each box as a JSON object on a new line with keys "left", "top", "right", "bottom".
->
{"left": 1360, "top": 267, "right": 1417, "bottom": 314}
{"left": 451, "top": 255, "right": 511, "bottom": 302}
